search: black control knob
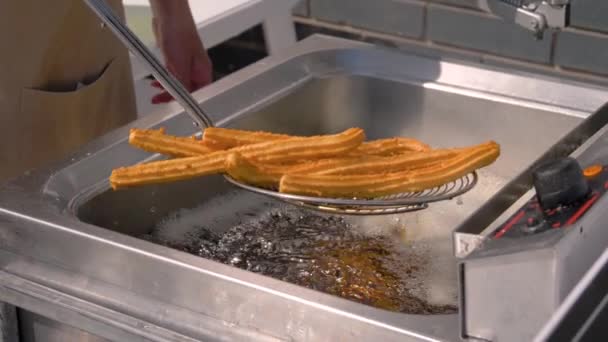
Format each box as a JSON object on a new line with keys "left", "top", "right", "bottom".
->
{"left": 532, "top": 157, "right": 590, "bottom": 210}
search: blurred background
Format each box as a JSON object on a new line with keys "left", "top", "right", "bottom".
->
{"left": 125, "top": 0, "right": 608, "bottom": 87}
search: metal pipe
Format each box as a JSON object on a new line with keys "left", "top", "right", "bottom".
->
{"left": 479, "top": 0, "right": 570, "bottom": 39}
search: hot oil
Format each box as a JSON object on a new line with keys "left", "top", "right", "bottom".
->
{"left": 343, "top": 168, "right": 507, "bottom": 307}
{"left": 137, "top": 158, "right": 507, "bottom": 315}
{"left": 142, "top": 204, "right": 458, "bottom": 315}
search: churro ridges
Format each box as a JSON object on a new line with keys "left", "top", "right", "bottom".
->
{"left": 315, "top": 148, "right": 462, "bottom": 176}
{"left": 235, "top": 128, "right": 365, "bottom": 163}
{"left": 110, "top": 151, "right": 228, "bottom": 190}
{"left": 278, "top": 141, "right": 500, "bottom": 198}
{"left": 378, "top": 141, "right": 500, "bottom": 193}
{"left": 114, "top": 126, "right": 500, "bottom": 199}
{"left": 225, "top": 155, "right": 372, "bottom": 189}
{"left": 203, "top": 127, "right": 428, "bottom": 156}
{"left": 269, "top": 157, "right": 369, "bottom": 175}
{"left": 353, "top": 137, "right": 431, "bottom": 156}
{"left": 129, "top": 128, "right": 216, "bottom": 157}
{"left": 225, "top": 152, "right": 283, "bottom": 189}
{"left": 111, "top": 128, "right": 366, "bottom": 190}
{"left": 225, "top": 141, "right": 497, "bottom": 196}
{"left": 203, "top": 127, "right": 289, "bottom": 149}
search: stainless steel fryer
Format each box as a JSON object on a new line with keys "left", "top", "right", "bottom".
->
{"left": 1, "top": 35, "right": 608, "bottom": 342}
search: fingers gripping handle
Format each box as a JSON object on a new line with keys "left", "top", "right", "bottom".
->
{"left": 82, "top": 0, "right": 214, "bottom": 128}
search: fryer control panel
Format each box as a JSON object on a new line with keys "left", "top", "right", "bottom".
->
{"left": 493, "top": 159, "right": 607, "bottom": 239}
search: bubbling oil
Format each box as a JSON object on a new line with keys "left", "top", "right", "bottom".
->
{"left": 142, "top": 207, "right": 457, "bottom": 315}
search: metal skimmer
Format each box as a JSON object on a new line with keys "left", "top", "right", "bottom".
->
{"left": 225, "top": 172, "right": 478, "bottom": 215}
{"left": 84, "top": 0, "right": 479, "bottom": 215}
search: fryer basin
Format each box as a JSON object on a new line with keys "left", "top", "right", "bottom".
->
{"left": 1, "top": 35, "right": 607, "bottom": 341}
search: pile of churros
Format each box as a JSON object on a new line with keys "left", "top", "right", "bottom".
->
{"left": 110, "top": 127, "right": 500, "bottom": 199}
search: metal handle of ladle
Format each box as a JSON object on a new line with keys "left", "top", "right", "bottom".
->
{"left": 83, "top": 0, "right": 214, "bottom": 128}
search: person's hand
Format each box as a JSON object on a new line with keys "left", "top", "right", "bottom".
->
{"left": 149, "top": 3, "right": 213, "bottom": 104}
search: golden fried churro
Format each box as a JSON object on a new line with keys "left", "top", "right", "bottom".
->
{"left": 235, "top": 127, "right": 365, "bottom": 163}
{"left": 224, "top": 149, "right": 458, "bottom": 189}
{"left": 203, "top": 127, "right": 289, "bottom": 149}
{"left": 380, "top": 142, "right": 499, "bottom": 193}
{"left": 225, "top": 142, "right": 493, "bottom": 190}
{"left": 316, "top": 148, "right": 463, "bottom": 176}
{"left": 351, "top": 137, "right": 430, "bottom": 155}
{"left": 225, "top": 154, "right": 368, "bottom": 188}
{"left": 225, "top": 152, "right": 283, "bottom": 189}
{"left": 203, "top": 127, "right": 428, "bottom": 155}
{"left": 111, "top": 128, "right": 365, "bottom": 189}
{"left": 279, "top": 141, "right": 500, "bottom": 198}
{"left": 110, "top": 151, "right": 227, "bottom": 190}
{"left": 129, "top": 128, "right": 216, "bottom": 157}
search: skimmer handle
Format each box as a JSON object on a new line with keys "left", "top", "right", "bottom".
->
{"left": 83, "top": 0, "right": 214, "bottom": 128}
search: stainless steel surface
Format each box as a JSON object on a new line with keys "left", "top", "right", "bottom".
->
{"left": 225, "top": 171, "right": 478, "bottom": 215}
{"left": 1, "top": 35, "right": 607, "bottom": 341}
{"left": 0, "top": 304, "right": 18, "bottom": 342}
{"left": 458, "top": 118, "right": 608, "bottom": 341}
{"left": 18, "top": 310, "right": 111, "bottom": 342}
{"left": 479, "top": 0, "right": 570, "bottom": 39}
{"left": 453, "top": 102, "right": 608, "bottom": 257}
{"left": 534, "top": 248, "right": 608, "bottom": 341}
{"left": 82, "top": 0, "right": 213, "bottom": 128}
{"left": 0, "top": 270, "right": 200, "bottom": 342}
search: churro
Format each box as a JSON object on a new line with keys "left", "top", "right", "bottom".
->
{"left": 233, "top": 127, "right": 365, "bottom": 163}
{"left": 110, "top": 128, "right": 365, "bottom": 189}
{"left": 129, "top": 128, "right": 216, "bottom": 157}
{"left": 225, "top": 154, "right": 369, "bottom": 189}
{"left": 114, "top": 124, "right": 501, "bottom": 200}
{"left": 315, "top": 148, "right": 463, "bottom": 175}
{"left": 110, "top": 151, "right": 227, "bottom": 189}
{"left": 203, "top": 127, "right": 429, "bottom": 155}
{"left": 351, "top": 137, "right": 430, "bottom": 155}
{"left": 225, "top": 152, "right": 283, "bottom": 189}
{"left": 225, "top": 144, "right": 489, "bottom": 189}
{"left": 203, "top": 127, "right": 289, "bottom": 149}
{"left": 278, "top": 141, "right": 500, "bottom": 198}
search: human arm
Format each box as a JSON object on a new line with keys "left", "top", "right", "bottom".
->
{"left": 148, "top": 0, "right": 213, "bottom": 103}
